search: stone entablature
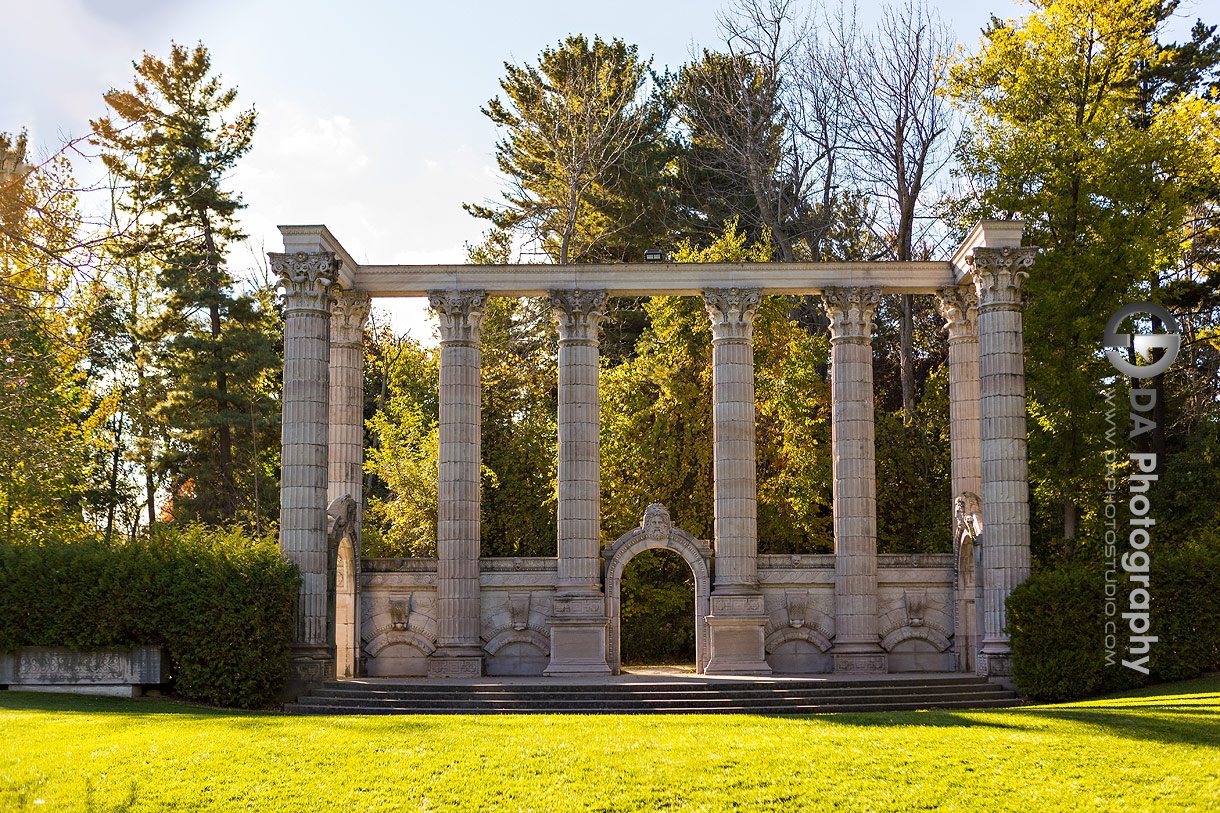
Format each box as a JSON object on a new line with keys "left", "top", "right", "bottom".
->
{"left": 274, "top": 219, "right": 1036, "bottom": 685}
{"left": 0, "top": 646, "right": 167, "bottom": 698}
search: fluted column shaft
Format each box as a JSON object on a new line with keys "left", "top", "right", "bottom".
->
{"left": 428, "top": 290, "right": 488, "bottom": 676}
{"left": 823, "top": 287, "right": 887, "bottom": 673}
{"left": 271, "top": 251, "right": 337, "bottom": 660}
{"left": 704, "top": 288, "right": 762, "bottom": 590}
{"left": 328, "top": 290, "right": 371, "bottom": 513}
{"left": 939, "top": 285, "right": 982, "bottom": 673}
{"left": 972, "top": 247, "right": 1038, "bottom": 677}
{"left": 550, "top": 290, "right": 607, "bottom": 591}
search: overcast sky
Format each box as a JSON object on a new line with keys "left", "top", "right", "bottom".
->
{"left": 1, "top": 0, "right": 1206, "bottom": 340}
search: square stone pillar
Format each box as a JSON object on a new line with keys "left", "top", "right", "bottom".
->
{"left": 822, "top": 287, "right": 888, "bottom": 674}
{"left": 270, "top": 251, "right": 338, "bottom": 685}
{"left": 702, "top": 288, "right": 771, "bottom": 676}
{"left": 427, "top": 290, "right": 489, "bottom": 678}
{"left": 969, "top": 247, "right": 1038, "bottom": 677}
{"left": 546, "top": 290, "right": 612, "bottom": 675}
{"left": 938, "top": 285, "right": 983, "bottom": 674}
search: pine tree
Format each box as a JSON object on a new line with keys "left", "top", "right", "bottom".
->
{"left": 92, "top": 43, "right": 279, "bottom": 526}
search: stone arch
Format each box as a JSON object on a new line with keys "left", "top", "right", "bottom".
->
{"left": 364, "top": 628, "right": 437, "bottom": 658}
{"left": 484, "top": 628, "right": 551, "bottom": 658}
{"left": 327, "top": 495, "right": 361, "bottom": 679}
{"left": 764, "top": 626, "right": 833, "bottom": 655}
{"left": 880, "top": 625, "right": 952, "bottom": 653}
{"left": 603, "top": 504, "right": 713, "bottom": 675}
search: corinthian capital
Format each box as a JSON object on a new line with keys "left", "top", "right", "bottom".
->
{"left": 937, "top": 285, "right": 979, "bottom": 343}
{"left": 969, "top": 246, "right": 1037, "bottom": 309}
{"left": 821, "top": 286, "right": 882, "bottom": 343}
{"left": 703, "top": 287, "right": 762, "bottom": 342}
{"left": 548, "top": 289, "right": 608, "bottom": 343}
{"left": 428, "top": 289, "right": 488, "bottom": 344}
{"left": 270, "top": 251, "right": 338, "bottom": 314}
{"left": 330, "top": 289, "right": 372, "bottom": 346}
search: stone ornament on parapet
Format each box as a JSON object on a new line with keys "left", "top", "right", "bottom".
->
{"left": 270, "top": 251, "right": 340, "bottom": 314}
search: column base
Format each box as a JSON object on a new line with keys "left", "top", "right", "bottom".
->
{"left": 428, "top": 647, "right": 484, "bottom": 678}
{"left": 545, "top": 592, "right": 611, "bottom": 676}
{"left": 977, "top": 645, "right": 1013, "bottom": 678}
{"left": 832, "top": 651, "right": 889, "bottom": 674}
{"left": 704, "top": 592, "right": 771, "bottom": 676}
{"left": 281, "top": 644, "right": 335, "bottom": 701}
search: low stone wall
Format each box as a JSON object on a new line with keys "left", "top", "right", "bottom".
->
{"left": 0, "top": 646, "right": 167, "bottom": 697}
{"left": 361, "top": 553, "right": 959, "bottom": 677}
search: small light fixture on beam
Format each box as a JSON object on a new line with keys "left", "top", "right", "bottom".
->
{"left": 644, "top": 249, "right": 665, "bottom": 263}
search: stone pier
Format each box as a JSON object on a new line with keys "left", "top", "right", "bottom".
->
{"left": 702, "top": 288, "right": 771, "bottom": 675}
{"left": 428, "top": 290, "right": 489, "bottom": 678}
{"left": 271, "top": 251, "right": 338, "bottom": 683}
{"left": 823, "top": 287, "right": 887, "bottom": 674}
{"left": 545, "top": 290, "right": 612, "bottom": 675}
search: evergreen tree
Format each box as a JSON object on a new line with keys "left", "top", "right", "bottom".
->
{"left": 92, "top": 43, "right": 279, "bottom": 526}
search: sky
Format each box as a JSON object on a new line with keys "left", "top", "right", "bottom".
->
{"left": 1, "top": 0, "right": 1208, "bottom": 340}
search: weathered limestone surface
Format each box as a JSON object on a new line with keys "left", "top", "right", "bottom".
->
{"left": 822, "top": 287, "right": 888, "bottom": 674}
{"left": 938, "top": 285, "right": 983, "bottom": 674}
{"left": 0, "top": 646, "right": 167, "bottom": 697}
{"left": 702, "top": 288, "right": 771, "bottom": 675}
{"left": 428, "top": 290, "right": 489, "bottom": 677}
{"left": 271, "top": 251, "right": 338, "bottom": 683}
{"left": 971, "top": 246, "right": 1038, "bottom": 677}
{"left": 546, "top": 290, "right": 612, "bottom": 675}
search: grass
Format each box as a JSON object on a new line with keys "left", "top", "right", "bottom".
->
{"left": 1, "top": 678, "right": 1217, "bottom": 812}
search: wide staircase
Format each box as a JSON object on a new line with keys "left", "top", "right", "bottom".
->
{"left": 285, "top": 675, "right": 1020, "bottom": 715}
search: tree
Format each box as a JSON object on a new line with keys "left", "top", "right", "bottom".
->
{"left": 92, "top": 43, "right": 280, "bottom": 526}
{"left": 465, "top": 35, "right": 670, "bottom": 264}
{"left": 947, "top": 0, "right": 1220, "bottom": 554}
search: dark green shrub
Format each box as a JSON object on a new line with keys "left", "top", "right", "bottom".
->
{"left": 1008, "top": 542, "right": 1220, "bottom": 702}
{"left": 0, "top": 525, "right": 299, "bottom": 708}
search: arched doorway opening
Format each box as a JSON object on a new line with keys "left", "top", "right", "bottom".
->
{"left": 620, "top": 548, "right": 696, "bottom": 667}
{"left": 603, "top": 504, "right": 712, "bottom": 675}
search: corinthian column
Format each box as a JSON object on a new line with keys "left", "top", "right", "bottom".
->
{"left": 822, "top": 286, "right": 887, "bottom": 674}
{"left": 427, "top": 289, "right": 488, "bottom": 678}
{"left": 329, "top": 290, "right": 371, "bottom": 512}
{"left": 971, "top": 246, "right": 1038, "bottom": 678}
{"left": 270, "top": 251, "right": 338, "bottom": 684}
{"left": 544, "top": 289, "right": 612, "bottom": 675}
{"left": 938, "top": 285, "right": 982, "bottom": 673}
{"left": 702, "top": 287, "right": 771, "bottom": 675}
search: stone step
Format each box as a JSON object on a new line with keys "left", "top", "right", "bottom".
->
{"left": 284, "top": 697, "right": 1019, "bottom": 716}
{"left": 307, "top": 685, "right": 1013, "bottom": 703}
{"left": 321, "top": 675, "right": 993, "bottom": 693}
{"left": 295, "top": 689, "right": 1013, "bottom": 710}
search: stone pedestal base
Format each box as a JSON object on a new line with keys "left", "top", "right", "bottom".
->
{"left": 977, "top": 647, "right": 1013, "bottom": 678}
{"left": 833, "top": 652, "right": 889, "bottom": 674}
{"left": 428, "top": 647, "right": 484, "bottom": 678}
{"left": 545, "top": 593, "right": 611, "bottom": 675}
{"left": 281, "top": 644, "right": 336, "bottom": 701}
{"left": 704, "top": 593, "right": 771, "bottom": 675}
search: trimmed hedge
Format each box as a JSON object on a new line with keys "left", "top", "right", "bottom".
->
{"left": 0, "top": 525, "right": 300, "bottom": 708}
{"left": 1008, "top": 544, "right": 1220, "bottom": 701}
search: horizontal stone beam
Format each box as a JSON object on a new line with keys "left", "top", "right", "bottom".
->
{"left": 350, "top": 261, "right": 954, "bottom": 297}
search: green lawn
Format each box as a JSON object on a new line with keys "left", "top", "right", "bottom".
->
{"left": 1, "top": 678, "right": 1217, "bottom": 812}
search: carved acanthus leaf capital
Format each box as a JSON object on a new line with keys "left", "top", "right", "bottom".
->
{"left": 428, "top": 289, "right": 488, "bottom": 343}
{"left": 270, "top": 251, "right": 339, "bottom": 314}
{"left": 548, "top": 289, "right": 608, "bottom": 343}
{"left": 821, "top": 286, "right": 882, "bottom": 342}
{"left": 330, "top": 289, "right": 372, "bottom": 346}
{"left": 969, "top": 246, "right": 1038, "bottom": 309}
{"left": 703, "top": 287, "right": 762, "bottom": 341}
{"left": 937, "top": 285, "right": 979, "bottom": 342}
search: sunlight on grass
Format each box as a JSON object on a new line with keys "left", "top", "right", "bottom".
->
{"left": 1, "top": 678, "right": 1217, "bottom": 812}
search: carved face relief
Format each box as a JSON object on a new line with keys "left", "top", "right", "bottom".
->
{"left": 641, "top": 503, "right": 672, "bottom": 542}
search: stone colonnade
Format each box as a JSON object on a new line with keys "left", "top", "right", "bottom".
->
{"left": 272, "top": 233, "right": 1036, "bottom": 682}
